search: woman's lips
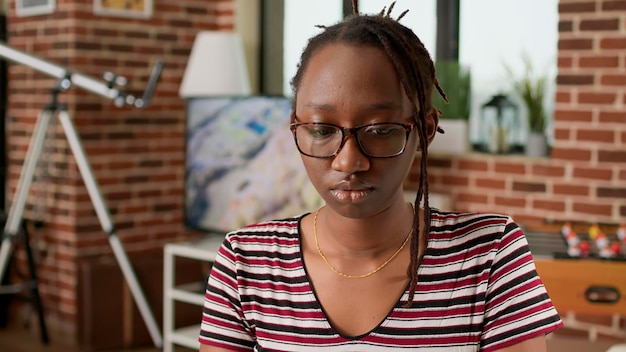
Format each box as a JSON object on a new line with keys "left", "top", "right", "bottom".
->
{"left": 330, "top": 182, "right": 373, "bottom": 203}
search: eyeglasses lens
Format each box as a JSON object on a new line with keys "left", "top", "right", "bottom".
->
{"left": 294, "top": 123, "right": 407, "bottom": 158}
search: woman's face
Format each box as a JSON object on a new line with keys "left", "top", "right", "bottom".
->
{"left": 294, "top": 43, "right": 421, "bottom": 219}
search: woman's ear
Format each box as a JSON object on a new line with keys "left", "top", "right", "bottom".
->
{"left": 426, "top": 111, "right": 439, "bottom": 145}
{"left": 416, "top": 111, "right": 439, "bottom": 151}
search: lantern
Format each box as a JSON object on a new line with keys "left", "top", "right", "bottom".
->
{"left": 475, "top": 94, "right": 522, "bottom": 154}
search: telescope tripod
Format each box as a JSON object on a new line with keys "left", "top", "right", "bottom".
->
{"left": 0, "top": 82, "right": 163, "bottom": 347}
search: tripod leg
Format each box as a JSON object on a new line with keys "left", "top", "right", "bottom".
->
{"left": 20, "top": 222, "right": 49, "bottom": 344}
{"left": 56, "top": 110, "right": 163, "bottom": 348}
{"left": 0, "top": 109, "right": 54, "bottom": 282}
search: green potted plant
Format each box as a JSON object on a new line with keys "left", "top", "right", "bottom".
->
{"left": 508, "top": 57, "right": 549, "bottom": 157}
{"left": 429, "top": 61, "right": 472, "bottom": 154}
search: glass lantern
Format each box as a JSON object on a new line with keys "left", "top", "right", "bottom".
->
{"left": 475, "top": 94, "right": 521, "bottom": 154}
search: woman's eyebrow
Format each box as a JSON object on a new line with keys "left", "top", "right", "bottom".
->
{"left": 303, "top": 102, "right": 402, "bottom": 113}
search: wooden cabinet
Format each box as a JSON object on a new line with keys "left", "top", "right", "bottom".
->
{"left": 535, "top": 259, "right": 626, "bottom": 315}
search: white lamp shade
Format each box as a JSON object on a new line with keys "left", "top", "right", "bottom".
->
{"left": 179, "top": 31, "right": 251, "bottom": 98}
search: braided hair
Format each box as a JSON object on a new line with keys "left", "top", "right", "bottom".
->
{"left": 290, "top": 1, "right": 446, "bottom": 305}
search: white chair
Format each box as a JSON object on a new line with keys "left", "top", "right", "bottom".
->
{"left": 606, "top": 344, "right": 626, "bottom": 352}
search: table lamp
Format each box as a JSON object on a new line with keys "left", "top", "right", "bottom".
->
{"left": 179, "top": 31, "right": 251, "bottom": 98}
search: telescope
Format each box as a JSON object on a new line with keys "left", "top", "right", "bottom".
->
{"left": 0, "top": 41, "right": 164, "bottom": 348}
{"left": 0, "top": 41, "right": 163, "bottom": 108}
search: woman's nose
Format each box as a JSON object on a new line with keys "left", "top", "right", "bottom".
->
{"left": 330, "top": 135, "right": 370, "bottom": 173}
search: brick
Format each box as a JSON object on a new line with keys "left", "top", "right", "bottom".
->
{"left": 559, "top": 2, "right": 596, "bottom": 12}
{"left": 598, "top": 150, "right": 626, "bottom": 163}
{"left": 532, "top": 165, "right": 566, "bottom": 177}
{"left": 622, "top": 205, "right": 626, "bottom": 217}
{"left": 457, "top": 160, "right": 489, "bottom": 171}
{"left": 441, "top": 175, "right": 470, "bottom": 186}
{"left": 599, "top": 111, "right": 626, "bottom": 123}
{"left": 557, "top": 56, "right": 573, "bottom": 68}
{"left": 552, "top": 147, "right": 592, "bottom": 161}
{"left": 558, "top": 38, "right": 594, "bottom": 50}
{"left": 476, "top": 177, "right": 506, "bottom": 190}
{"left": 578, "top": 92, "right": 617, "bottom": 105}
{"left": 555, "top": 91, "right": 571, "bottom": 103}
{"left": 620, "top": 169, "right": 626, "bottom": 180}
{"left": 573, "top": 167, "right": 614, "bottom": 181}
{"left": 556, "top": 74, "right": 594, "bottom": 85}
{"left": 576, "top": 129, "right": 616, "bottom": 143}
{"left": 554, "top": 109, "right": 593, "bottom": 122}
{"left": 554, "top": 127, "right": 571, "bottom": 141}
{"left": 579, "top": 55, "right": 619, "bottom": 68}
{"left": 495, "top": 196, "right": 526, "bottom": 208}
{"left": 512, "top": 181, "right": 546, "bottom": 193}
{"left": 601, "top": 74, "right": 626, "bottom": 86}
{"left": 533, "top": 200, "right": 566, "bottom": 212}
{"left": 580, "top": 19, "right": 620, "bottom": 31}
{"left": 597, "top": 187, "right": 626, "bottom": 198}
{"left": 457, "top": 192, "right": 489, "bottom": 204}
{"left": 572, "top": 202, "right": 613, "bottom": 217}
{"left": 494, "top": 162, "right": 526, "bottom": 174}
{"left": 602, "top": 0, "right": 626, "bottom": 11}
{"left": 600, "top": 37, "right": 626, "bottom": 49}
{"left": 558, "top": 20, "right": 573, "bottom": 32}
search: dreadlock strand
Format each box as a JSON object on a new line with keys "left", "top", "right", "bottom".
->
{"left": 365, "top": 13, "right": 435, "bottom": 306}
{"left": 397, "top": 9, "right": 409, "bottom": 21}
{"left": 386, "top": 1, "right": 396, "bottom": 17}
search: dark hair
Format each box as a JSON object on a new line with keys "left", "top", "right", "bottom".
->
{"left": 290, "top": 1, "right": 446, "bottom": 305}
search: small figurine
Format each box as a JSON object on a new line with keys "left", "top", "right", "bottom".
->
{"left": 564, "top": 230, "right": 581, "bottom": 257}
{"left": 618, "top": 224, "right": 626, "bottom": 242}
{"left": 579, "top": 240, "right": 590, "bottom": 258}
{"left": 596, "top": 232, "right": 612, "bottom": 259}
{"left": 561, "top": 222, "right": 572, "bottom": 237}
{"left": 610, "top": 241, "right": 622, "bottom": 258}
{"left": 588, "top": 223, "right": 601, "bottom": 240}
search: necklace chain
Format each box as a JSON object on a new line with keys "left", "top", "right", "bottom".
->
{"left": 313, "top": 204, "right": 414, "bottom": 279}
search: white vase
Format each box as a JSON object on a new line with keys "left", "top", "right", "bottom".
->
{"left": 429, "top": 119, "right": 469, "bottom": 155}
{"left": 525, "top": 132, "right": 548, "bottom": 157}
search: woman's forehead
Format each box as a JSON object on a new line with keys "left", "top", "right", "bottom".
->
{"left": 296, "top": 43, "right": 414, "bottom": 116}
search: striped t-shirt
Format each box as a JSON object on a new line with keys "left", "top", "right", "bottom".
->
{"left": 199, "top": 209, "right": 563, "bottom": 351}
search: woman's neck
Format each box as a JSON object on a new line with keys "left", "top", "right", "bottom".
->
{"left": 316, "top": 201, "right": 416, "bottom": 256}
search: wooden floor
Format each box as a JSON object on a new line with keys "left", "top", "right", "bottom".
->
{"left": 0, "top": 324, "right": 619, "bottom": 352}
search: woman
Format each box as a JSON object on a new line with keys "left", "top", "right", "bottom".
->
{"left": 198, "top": 2, "right": 562, "bottom": 351}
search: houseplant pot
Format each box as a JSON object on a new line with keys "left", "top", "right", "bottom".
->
{"left": 429, "top": 61, "right": 472, "bottom": 155}
{"left": 526, "top": 132, "right": 548, "bottom": 157}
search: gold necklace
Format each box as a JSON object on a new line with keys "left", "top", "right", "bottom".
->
{"left": 313, "top": 204, "right": 414, "bottom": 279}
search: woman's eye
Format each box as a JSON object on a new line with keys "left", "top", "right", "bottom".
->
{"left": 306, "top": 125, "right": 337, "bottom": 138}
{"left": 364, "top": 125, "right": 400, "bottom": 136}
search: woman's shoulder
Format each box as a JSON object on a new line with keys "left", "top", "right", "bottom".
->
{"left": 429, "top": 208, "right": 517, "bottom": 243}
{"left": 430, "top": 208, "right": 511, "bottom": 227}
{"left": 222, "top": 213, "right": 308, "bottom": 248}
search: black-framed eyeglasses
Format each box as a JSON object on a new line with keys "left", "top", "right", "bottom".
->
{"left": 289, "top": 121, "right": 414, "bottom": 158}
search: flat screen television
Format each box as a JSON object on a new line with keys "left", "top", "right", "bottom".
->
{"left": 184, "top": 96, "right": 323, "bottom": 233}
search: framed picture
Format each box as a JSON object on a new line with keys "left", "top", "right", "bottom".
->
{"left": 184, "top": 96, "right": 323, "bottom": 233}
{"left": 93, "top": 0, "right": 153, "bottom": 19}
{"left": 16, "top": 0, "right": 55, "bottom": 17}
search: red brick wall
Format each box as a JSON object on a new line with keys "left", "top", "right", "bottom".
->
{"left": 5, "top": 0, "right": 234, "bottom": 337}
{"left": 409, "top": 0, "right": 626, "bottom": 226}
